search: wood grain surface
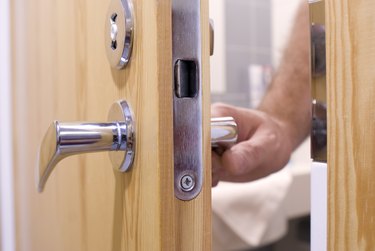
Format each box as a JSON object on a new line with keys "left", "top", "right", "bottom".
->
{"left": 11, "top": 0, "right": 211, "bottom": 250}
{"left": 326, "top": 0, "right": 375, "bottom": 250}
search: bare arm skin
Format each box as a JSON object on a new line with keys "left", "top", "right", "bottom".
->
{"left": 212, "top": 2, "right": 311, "bottom": 186}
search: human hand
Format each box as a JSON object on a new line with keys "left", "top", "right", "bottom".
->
{"left": 211, "top": 103, "right": 294, "bottom": 187}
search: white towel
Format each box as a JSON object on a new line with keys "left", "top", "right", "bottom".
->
{"left": 212, "top": 167, "right": 293, "bottom": 250}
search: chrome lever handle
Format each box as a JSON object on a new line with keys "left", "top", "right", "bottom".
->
{"left": 37, "top": 100, "right": 135, "bottom": 192}
{"left": 38, "top": 112, "right": 236, "bottom": 192}
{"left": 211, "top": 117, "right": 238, "bottom": 149}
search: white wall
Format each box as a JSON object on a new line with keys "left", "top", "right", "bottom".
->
{"left": 210, "top": 0, "right": 304, "bottom": 95}
{"left": 311, "top": 162, "right": 327, "bottom": 251}
{"left": 209, "top": 0, "right": 226, "bottom": 94}
{"left": 272, "top": 0, "right": 303, "bottom": 66}
{"left": 0, "top": 0, "right": 15, "bottom": 249}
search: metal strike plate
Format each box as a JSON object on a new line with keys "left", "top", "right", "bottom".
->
{"left": 312, "top": 100, "right": 326, "bottom": 161}
{"left": 105, "top": 0, "right": 134, "bottom": 69}
{"left": 209, "top": 19, "right": 214, "bottom": 56}
{"left": 309, "top": 0, "right": 327, "bottom": 162}
{"left": 172, "top": 0, "right": 203, "bottom": 201}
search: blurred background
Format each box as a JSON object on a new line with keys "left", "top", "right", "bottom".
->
{"left": 209, "top": 0, "right": 311, "bottom": 250}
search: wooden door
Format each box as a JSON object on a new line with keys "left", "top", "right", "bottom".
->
{"left": 11, "top": 0, "right": 211, "bottom": 250}
{"left": 326, "top": 0, "right": 375, "bottom": 250}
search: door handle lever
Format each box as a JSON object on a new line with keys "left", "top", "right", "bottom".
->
{"left": 37, "top": 106, "right": 236, "bottom": 193}
{"left": 211, "top": 117, "right": 238, "bottom": 153}
{"left": 37, "top": 100, "right": 135, "bottom": 192}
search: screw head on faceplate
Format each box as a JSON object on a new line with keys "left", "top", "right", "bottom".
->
{"left": 180, "top": 174, "right": 195, "bottom": 192}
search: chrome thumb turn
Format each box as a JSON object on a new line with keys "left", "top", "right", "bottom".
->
{"left": 37, "top": 100, "right": 135, "bottom": 192}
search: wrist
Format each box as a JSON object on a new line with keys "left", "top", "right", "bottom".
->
{"left": 270, "top": 116, "right": 296, "bottom": 157}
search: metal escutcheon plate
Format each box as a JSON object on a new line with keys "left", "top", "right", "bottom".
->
{"left": 105, "top": 0, "right": 134, "bottom": 69}
{"left": 108, "top": 100, "right": 136, "bottom": 172}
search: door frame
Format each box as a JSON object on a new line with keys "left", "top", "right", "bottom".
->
{"left": 0, "top": 0, "right": 15, "bottom": 249}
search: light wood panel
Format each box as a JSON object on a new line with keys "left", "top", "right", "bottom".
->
{"left": 327, "top": 0, "right": 375, "bottom": 250}
{"left": 11, "top": 0, "right": 211, "bottom": 250}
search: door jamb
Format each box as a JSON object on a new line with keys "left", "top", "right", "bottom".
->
{"left": 0, "top": 0, "right": 15, "bottom": 249}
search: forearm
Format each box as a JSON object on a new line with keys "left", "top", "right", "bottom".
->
{"left": 258, "top": 2, "right": 311, "bottom": 150}
{"left": 211, "top": 2, "right": 312, "bottom": 184}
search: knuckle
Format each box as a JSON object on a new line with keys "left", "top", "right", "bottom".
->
{"left": 211, "top": 103, "right": 233, "bottom": 117}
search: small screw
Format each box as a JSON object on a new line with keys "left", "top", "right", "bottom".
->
{"left": 180, "top": 174, "right": 195, "bottom": 192}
